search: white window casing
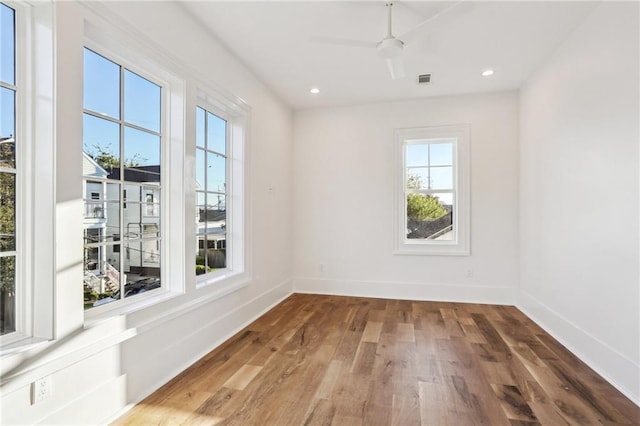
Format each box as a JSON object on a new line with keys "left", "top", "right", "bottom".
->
{"left": 393, "top": 124, "right": 470, "bottom": 256}
{"left": 193, "top": 88, "right": 249, "bottom": 292}
{"left": 1, "top": 1, "right": 55, "bottom": 348}
{"left": 82, "top": 22, "right": 186, "bottom": 319}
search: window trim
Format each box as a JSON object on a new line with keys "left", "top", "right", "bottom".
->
{"left": 393, "top": 124, "right": 471, "bottom": 256}
{"left": 1, "top": 0, "right": 55, "bottom": 347}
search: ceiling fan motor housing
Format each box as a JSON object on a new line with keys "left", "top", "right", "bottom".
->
{"left": 377, "top": 37, "right": 404, "bottom": 59}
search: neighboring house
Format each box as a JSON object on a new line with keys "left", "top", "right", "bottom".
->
{"left": 196, "top": 204, "right": 227, "bottom": 251}
{"left": 82, "top": 153, "right": 161, "bottom": 295}
{"left": 82, "top": 153, "right": 110, "bottom": 293}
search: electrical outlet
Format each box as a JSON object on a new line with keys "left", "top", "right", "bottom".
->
{"left": 31, "top": 376, "right": 52, "bottom": 405}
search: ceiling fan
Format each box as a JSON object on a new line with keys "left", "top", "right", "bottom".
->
{"left": 310, "top": 1, "right": 471, "bottom": 80}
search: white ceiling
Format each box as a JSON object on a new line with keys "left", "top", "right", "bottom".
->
{"left": 180, "top": 1, "right": 598, "bottom": 110}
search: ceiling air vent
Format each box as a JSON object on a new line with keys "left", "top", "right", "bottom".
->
{"left": 418, "top": 74, "right": 431, "bottom": 85}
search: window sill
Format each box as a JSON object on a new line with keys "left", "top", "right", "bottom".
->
{"left": 1, "top": 336, "right": 50, "bottom": 358}
{"left": 133, "top": 273, "right": 250, "bottom": 334}
{"left": 196, "top": 268, "right": 244, "bottom": 288}
{"left": 84, "top": 288, "right": 183, "bottom": 329}
{"left": 394, "top": 244, "right": 470, "bottom": 256}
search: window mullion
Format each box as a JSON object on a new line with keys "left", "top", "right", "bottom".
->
{"left": 118, "top": 64, "right": 126, "bottom": 303}
{"left": 0, "top": 81, "right": 16, "bottom": 91}
{"left": 203, "top": 112, "right": 209, "bottom": 271}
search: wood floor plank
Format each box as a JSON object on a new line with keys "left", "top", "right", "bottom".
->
{"left": 391, "top": 394, "right": 421, "bottom": 426}
{"left": 314, "top": 359, "right": 342, "bottom": 400}
{"left": 113, "top": 294, "right": 639, "bottom": 426}
{"left": 361, "top": 320, "right": 383, "bottom": 343}
{"left": 222, "top": 365, "right": 263, "bottom": 390}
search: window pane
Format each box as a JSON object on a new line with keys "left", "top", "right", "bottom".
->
{"left": 206, "top": 152, "right": 225, "bottom": 193}
{"left": 196, "top": 191, "right": 206, "bottom": 223}
{"left": 103, "top": 183, "right": 121, "bottom": 242}
{"left": 81, "top": 180, "right": 120, "bottom": 243}
{"left": 0, "top": 255, "right": 16, "bottom": 334}
{"left": 83, "top": 49, "right": 120, "bottom": 119}
{"left": 124, "top": 70, "right": 160, "bottom": 132}
{"left": 434, "top": 192, "right": 454, "bottom": 208}
{"left": 206, "top": 112, "right": 226, "bottom": 155}
{"left": 406, "top": 193, "right": 452, "bottom": 240}
{"left": 84, "top": 249, "right": 123, "bottom": 309}
{"left": 405, "top": 144, "right": 427, "bottom": 167}
{"left": 204, "top": 194, "right": 225, "bottom": 244}
{"left": 83, "top": 227, "right": 101, "bottom": 246}
{"left": 143, "top": 187, "right": 160, "bottom": 217}
{"left": 429, "top": 143, "right": 453, "bottom": 166}
{"left": 123, "top": 126, "right": 160, "bottom": 183}
{"left": 123, "top": 202, "right": 142, "bottom": 240}
{"left": 406, "top": 167, "right": 428, "bottom": 190}
{"left": 205, "top": 237, "right": 226, "bottom": 270}
{"left": 83, "top": 114, "right": 120, "bottom": 177}
{"left": 0, "top": 172, "right": 15, "bottom": 251}
{"left": 124, "top": 184, "right": 142, "bottom": 203}
{"left": 123, "top": 241, "right": 161, "bottom": 298}
{"left": 196, "top": 107, "right": 205, "bottom": 148}
{"left": 0, "top": 87, "right": 14, "bottom": 169}
{"left": 430, "top": 166, "right": 453, "bottom": 190}
{"left": 122, "top": 185, "right": 161, "bottom": 241}
{"left": 206, "top": 193, "right": 226, "bottom": 225}
{"left": 84, "top": 220, "right": 117, "bottom": 246}
{"left": 195, "top": 191, "right": 206, "bottom": 274}
{"left": 195, "top": 148, "right": 205, "bottom": 190}
{"left": 84, "top": 181, "right": 106, "bottom": 220}
{"left": 0, "top": 4, "right": 15, "bottom": 85}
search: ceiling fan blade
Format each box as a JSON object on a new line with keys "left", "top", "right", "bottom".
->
{"left": 398, "top": 1, "right": 474, "bottom": 46}
{"left": 308, "top": 36, "right": 377, "bottom": 49}
{"left": 385, "top": 56, "right": 405, "bottom": 80}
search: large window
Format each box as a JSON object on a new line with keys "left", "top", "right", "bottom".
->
{"left": 82, "top": 48, "right": 163, "bottom": 310}
{"left": 0, "top": 2, "right": 16, "bottom": 334}
{"left": 394, "top": 125, "right": 470, "bottom": 255}
{"left": 195, "top": 106, "right": 227, "bottom": 276}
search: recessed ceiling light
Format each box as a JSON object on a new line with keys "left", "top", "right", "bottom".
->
{"left": 310, "top": 87, "right": 320, "bottom": 94}
{"left": 481, "top": 69, "right": 495, "bottom": 77}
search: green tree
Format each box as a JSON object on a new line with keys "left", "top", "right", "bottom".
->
{"left": 407, "top": 194, "right": 447, "bottom": 220}
{"left": 0, "top": 173, "right": 15, "bottom": 252}
{"left": 406, "top": 173, "right": 447, "bottom": 221}
{"left": 86, "top": 144, "right": 146, "bottom": 170}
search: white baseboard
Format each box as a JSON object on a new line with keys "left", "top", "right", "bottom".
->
{"left": 517, "top": 291, "right": 640, "bottom": 406}
{"left": 293, "top": 277, "right": 516, "bottom": 305}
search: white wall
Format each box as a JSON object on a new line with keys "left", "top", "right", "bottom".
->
{"left": 518, "top": 2, "right": 639, "bottom": 403}
{"left": 292, "top": 92, "right": 520, "bottom": 304}
{"left": 1, "top": 1, "right": 293, "bottom": 424}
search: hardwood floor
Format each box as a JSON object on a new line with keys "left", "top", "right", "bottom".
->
{"left": 113, "top": 294, "right": 639, "bottom": 425}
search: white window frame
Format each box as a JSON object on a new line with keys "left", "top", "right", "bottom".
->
{"left": 1, "top": 0, "right": 55, "bottom": 348}
{"left": 83, "top": 23, "right": 186, "bottom": 320}
{"left": 194, "top": 90, "right": 248, "bottom": 289}
{"left": 393, "top": 124, "right": 470, "bottom": 256}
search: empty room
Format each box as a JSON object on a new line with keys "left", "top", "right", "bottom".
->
{"left": 0, "top": 1, "right": 638, "bottom": 424}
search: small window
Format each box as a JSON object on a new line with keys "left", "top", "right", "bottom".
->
{"left": 394, "top": 125, "right": 470, "bottom": 256}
